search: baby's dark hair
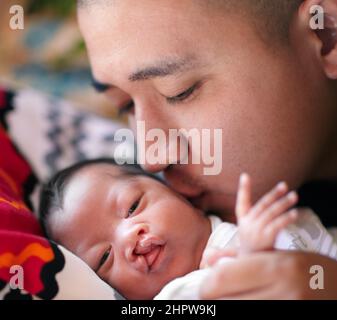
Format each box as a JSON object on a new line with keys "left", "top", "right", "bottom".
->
{"left": 39, "top": 158, "right": 161, "bottom": 238}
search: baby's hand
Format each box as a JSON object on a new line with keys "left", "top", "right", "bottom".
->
{"left": 236, "top": 174, "right": 299, "bottom": 255}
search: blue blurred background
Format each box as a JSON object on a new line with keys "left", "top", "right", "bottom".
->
{"left": 0, "top": 0, "right": 117, "bottom": 118}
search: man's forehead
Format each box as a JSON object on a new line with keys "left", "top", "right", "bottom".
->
{"left": 78, "top": 0, "right": 212, "bottom": 82}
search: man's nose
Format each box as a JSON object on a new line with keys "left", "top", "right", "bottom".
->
{"left": 138, "top": 139, "right": 172, "bottom": 173}
{"left": 134, "top": 105, "right": 187, "bottom": 174}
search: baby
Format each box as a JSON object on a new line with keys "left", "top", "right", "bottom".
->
{"left": 39, "top": 158, "right": 337, "bottom": 300}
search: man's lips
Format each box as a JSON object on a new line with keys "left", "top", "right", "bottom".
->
{"left": 164, "top": 169, "right": 204, "bottom": 198}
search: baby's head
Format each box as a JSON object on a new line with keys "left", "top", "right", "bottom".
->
{"left": 39, "top": 159, "right": 211, "bottom": 299}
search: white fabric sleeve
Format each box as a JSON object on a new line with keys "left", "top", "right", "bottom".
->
{"left": 154, "top": 269, "right": 211, "bottom": 300}
{"left": 275, "top": 208, "right": 337, "bottom": 260}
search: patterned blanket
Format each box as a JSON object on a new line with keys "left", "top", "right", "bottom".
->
{"left": 0, "top": 87, "right": 127, "bottom": 299}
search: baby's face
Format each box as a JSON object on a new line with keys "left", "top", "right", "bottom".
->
{"left": 49, "top": 164, "right": 211, "bottom": 299}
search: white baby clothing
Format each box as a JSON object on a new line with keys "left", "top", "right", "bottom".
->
{"left": 155, "top": 208, "right": 337, "bottom": 300}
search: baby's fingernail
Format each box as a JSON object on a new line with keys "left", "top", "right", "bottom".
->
{"left": 287, "top": 191, "right": 298, "bottom": 201}
{"left": 277, "top": 182, "right": 287, "bottom": 190}
{"left": 240, "top": 173, "right": 249, "bottom": 183}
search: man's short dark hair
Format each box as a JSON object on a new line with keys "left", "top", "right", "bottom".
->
{"left": 77, "top": 0, "right": 304, "bottom": 42}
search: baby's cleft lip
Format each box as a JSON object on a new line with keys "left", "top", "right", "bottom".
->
{"left": 132, "top": 235, "right": 166, "bottom": 273}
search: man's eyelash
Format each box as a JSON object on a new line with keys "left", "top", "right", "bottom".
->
{"left": 116, "top": 82, "right": 200, "bottom": 115}
{"left": 166, "top": 83, "right": 199, "bottom": 105}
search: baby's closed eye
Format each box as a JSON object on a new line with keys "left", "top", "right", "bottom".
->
{"left": 127, "top": 199, "right": 141, "bottom": 217}
{"left": 97, "top": 245, "right": 112, "bottom": 272}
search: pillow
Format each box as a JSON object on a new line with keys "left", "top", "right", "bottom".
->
{"left": 3, "top": 87, "right": 134, "bottom": 212}
{"left": 7, "top": 88, "right": 133, "bottom": 183}
{"left": 0, "top": 87, "right": 123, "bottom": 299}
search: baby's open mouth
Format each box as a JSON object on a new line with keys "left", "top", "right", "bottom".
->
{"left": 133, "top": 236, "right": 165, "bottom": 272}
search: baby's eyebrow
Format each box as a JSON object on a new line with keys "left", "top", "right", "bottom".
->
{"left": 104, "top": 172, "right": 120, "bottom": 179}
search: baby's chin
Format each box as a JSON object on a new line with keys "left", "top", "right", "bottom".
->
{"left": 120, "top": 269, "right": 188, "bottom": 300}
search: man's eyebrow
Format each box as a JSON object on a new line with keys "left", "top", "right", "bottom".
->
{"left": 91, "top": 57, "right": 197, "bottom": 92}
{"left": 128, "top": 57, "right": 197, "bottom": 82}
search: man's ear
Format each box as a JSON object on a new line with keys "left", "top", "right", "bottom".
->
{"left": 299, "top": 0, "right": 337, "bottom": 79}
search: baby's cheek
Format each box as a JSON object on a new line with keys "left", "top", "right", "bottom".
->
{"left": 121, "top": 277, "right": 164, "bottom": 300}
{"left": 108, "top": 266, "right": 158, "bottom": 299}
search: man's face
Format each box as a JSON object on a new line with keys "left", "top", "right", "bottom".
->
{"left": 78, "top": 0, "right": 334, "bottom": 217}
{"left": 50, "top": 164, "right": 210, "bottom": 299}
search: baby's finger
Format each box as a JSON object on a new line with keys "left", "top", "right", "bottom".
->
{"left": 235, "top": 173, "right": 252, "bottom": 218}
{"left": 263, "top": 209, "right": 299, "bottom": 240}
{"left": 258, "top": 191, "right": 298, "bottom": 227}
{"left": 249, "top": 181, "right": 288, "bottom": 218}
